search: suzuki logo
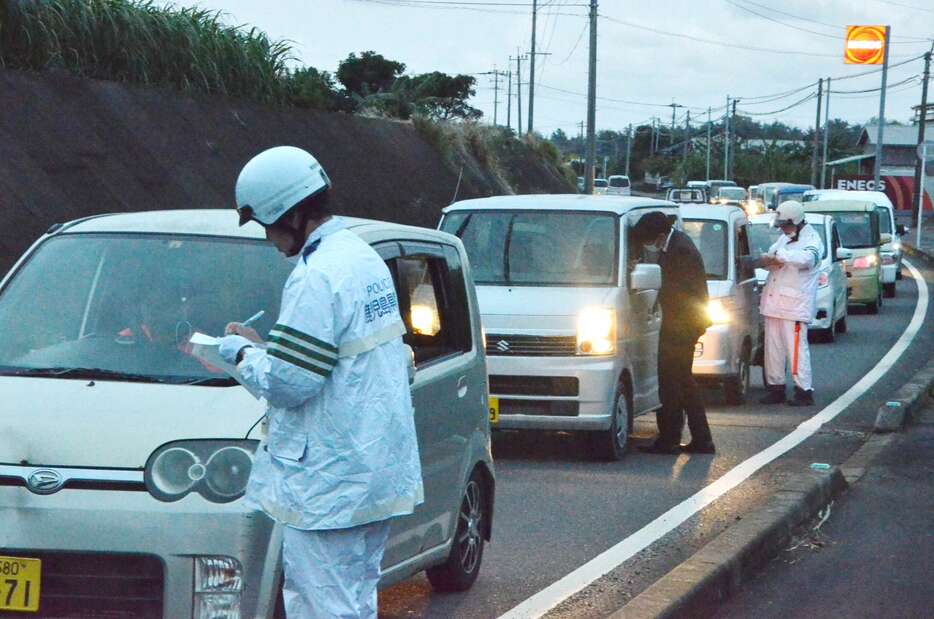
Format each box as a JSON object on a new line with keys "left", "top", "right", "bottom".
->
{"left": 496, "top": 340, "right": 511, "bottom": 352}
{"left": 26, "top": 469, "right": 65, "bottom": 495}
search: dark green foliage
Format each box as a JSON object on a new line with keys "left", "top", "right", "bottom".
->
{"left": 336, "top": 50, "right": 405, "bottom": 98}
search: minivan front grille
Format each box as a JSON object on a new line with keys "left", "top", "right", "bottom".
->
{"left": 0, "top": 550, "right": 164, "bottom": 618}
{"left": 486, "top": 334, "right": 577, "bottom": 357}
{"left": 489, "top": 375, "right": 579, "bottom": 397}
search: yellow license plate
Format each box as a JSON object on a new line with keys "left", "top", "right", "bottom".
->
{"left": 488, "top": 397, "right": 499, "bottom": 424}
{"left": 0, "top": 556, "right": 40, "bottom": 612}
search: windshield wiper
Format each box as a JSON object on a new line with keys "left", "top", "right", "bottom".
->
{"left": 175, "top": 377, "right": 238, "bottom": 387}
{"left": 1, "top": 367, "right": 171, "bottom": 383}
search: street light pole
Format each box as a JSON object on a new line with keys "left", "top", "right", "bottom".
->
{"left": 872, "top": 25, "right": 892, "bottom": 188}
{"left": 811, "top": 78, "right": 823, "bottom": 187}
{"left": 724, "top": 95, "right": 730, "bottom": 180}
{"left": 821, "top": 77, "right": 832, "bottom": 189}
{"left": 706, "top": 106, "right": 711, "bottom": 181}
{"left": 625, "top": 123, "right": 632, "bottom": 177}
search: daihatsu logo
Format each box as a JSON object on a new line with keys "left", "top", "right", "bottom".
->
{"left": 496, "top": 340, "right": 511, "bottom": 352}
{"left": 26, "top": 469, "right": 65, "bottom": 495}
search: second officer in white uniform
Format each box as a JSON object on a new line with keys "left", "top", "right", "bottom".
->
{"left": 217, "top": 146, "right": 423, "bottom": 618}
{"left": 757, "top": 201, "right": 823, "bottom": 407}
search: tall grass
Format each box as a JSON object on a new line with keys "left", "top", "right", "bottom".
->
{"left": 0, "top": 0, "right": 292, "bottom": 103}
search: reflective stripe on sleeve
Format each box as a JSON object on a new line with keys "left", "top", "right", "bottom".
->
{"left": 267, "top": 342, "right": 334, "bottom": 378}
{"left": 806, "top": 246, "right": 821, "bottom": 267}
{"left": 268, "top": 323, "right": 338, "bottom": 377}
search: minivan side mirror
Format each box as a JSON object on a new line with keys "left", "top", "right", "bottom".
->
{"left": 835, "top": 247, "right": 854, "bottom": 261}
{"left": 879, "top": 232, "right": 892, "bottom": 245}
{"left": 896, "top": 224, "right": 907, "bottom": 236}
{"left": 631, "top": 263, "right": 662, "bottom": 291}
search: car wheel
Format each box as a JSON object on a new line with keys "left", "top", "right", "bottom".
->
{"left": 724, "top": 351, "right": 750, "bottom": 405}
{"left": 884, "top": 282, "right": 896, "bottom": 298}
{"left": 835, "top": 310, "right": 847, "bottom": 334}
{"left": 867, "top": 292, "right": 881, "bottom": 314}
{"left": 588, "top": 383, "right": 631, "bottom": 461}
{"left": 426, "top": 471, "right": 486, "bottom": 592}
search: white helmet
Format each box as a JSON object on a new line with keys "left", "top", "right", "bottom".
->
{"left": 235, "top": 146, "right": 331, "bottom": 226}
{"left": 773, "top": 200, "right": 805, "bottom": 227}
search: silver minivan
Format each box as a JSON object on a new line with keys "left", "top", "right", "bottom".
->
{"left": 679, "top": 205, "right": 761, "bottom": 404}
{"left": 440, "top": 195, "right": 677, "bottom": 460}
{"left": 0, "top": 211, "right": 494, "bottom": 618}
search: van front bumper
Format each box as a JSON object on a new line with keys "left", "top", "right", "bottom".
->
{"left": 0, "top": 485, "right": 281, "bottom": 619}
{"left": 487, "top": 355, "right": 620, "bottom": 431}
{"left": 692, "top": 324, "right": 736, "bottom": 378}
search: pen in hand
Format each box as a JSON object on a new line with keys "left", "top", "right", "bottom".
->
{"left": 242, "top": 310, "right": 265, "bottom": 327}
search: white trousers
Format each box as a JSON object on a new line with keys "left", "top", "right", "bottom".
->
{"left": 281, "top": 519, "right": 391, "bottom": 619}
{"left": 764, "top": 316, "right": 812, "bottom": 392}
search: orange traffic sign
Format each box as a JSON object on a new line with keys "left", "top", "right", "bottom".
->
{"left": 845, "top": 26, "right": 887, "bottom": 64}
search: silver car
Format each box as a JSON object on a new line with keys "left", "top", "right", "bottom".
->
{"left": 680, "top": 205, "right": 761, "bottom": 404}
{"left": 0, "top": 211, "right": 494, "bottom": 618}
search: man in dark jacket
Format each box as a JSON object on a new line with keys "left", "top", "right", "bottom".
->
{"left": 632, "top": 212, "right": 715, "bottom": 455}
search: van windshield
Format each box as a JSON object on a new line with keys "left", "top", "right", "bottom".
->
{"left": 747, "top": 222, "right": 781, "bottom": 256}
{"left": 0, "top": 234, "right": 291, "bottom": 383}
{"left": 825, "top": 212, "right": 875, "bottom": 248}
{"left": 441, "top": 211, "right": 618, "bottom": 286}
{"left": 683, "top": 220, "right": 728, "bottom": 280}
{"left": 609, "top": 177, "right": 630, "bottom": 187}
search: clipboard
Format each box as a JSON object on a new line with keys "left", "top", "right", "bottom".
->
{"left": 190, "top": 333, "right": 263, "bottom": 400}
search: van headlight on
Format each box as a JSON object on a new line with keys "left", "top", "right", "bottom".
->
{"left": 145, "top": 440, "right": 258, "bottom": 503}
{"left": 577, "top": 307, "right": 616, "bottom": 355}
{"left": 707, "top": 299, "right": 731, "bottom": 324}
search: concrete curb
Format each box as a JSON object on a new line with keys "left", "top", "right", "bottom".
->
{"left": 612, "top": 359, "right": 934, "bottom": 619}
{"left": 874, "top": 358, "right": 934, "bottom": 432}
{"left": 903, "top": 242, "right": 934, "bottom": 267}
{"left": 609, "top": 469, "right": 846, "bottom": 619}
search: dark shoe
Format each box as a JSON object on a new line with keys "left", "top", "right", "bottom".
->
{"left": 759, "top": 388, "right": 786, "bottom": 405}
{"left": 787, "top": 388, "right": 815, "bottom": 407}
{"left": 680, "top": 441, "right": 716, "bottom": 454}
{"left": 638, "top": 442, "right": 680, "bottom": 455}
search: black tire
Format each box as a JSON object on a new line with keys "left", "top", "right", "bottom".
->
{"left": 426, "top": 470, "right": 486, "bottom": 592}
{"left": 896, "top": 267, "right": 903, "bottom": 280}
{"left": 884, "top": 282, "right": 896, "bottom": 298}
{"left": 724, "top": 351, "right": 750, "bottom": 405}
{"left": 587, "top": 383, "right": 631, "bottom": 461}
{"left": 835, "top": 312, "right": 847, "bottom": 334}
{"left": 867, "top": 291, "right": 881, "bottom": 315}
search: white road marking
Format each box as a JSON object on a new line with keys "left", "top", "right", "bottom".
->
{"left": 499, "top": 259, "right": 929, "bottom": 619}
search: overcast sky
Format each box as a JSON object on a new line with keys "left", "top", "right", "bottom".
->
{"left": 194, "top": 0, "right": 933, "bottom": 136}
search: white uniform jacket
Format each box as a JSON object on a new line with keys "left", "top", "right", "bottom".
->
{"left": 759, "top": 223, "right": 824, "bottom": 323}
{"left": 237, "top": 218, "right": 424, "bottom": 530}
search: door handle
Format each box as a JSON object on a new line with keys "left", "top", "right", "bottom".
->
{"left": 456, "top": 376, "right": 468, "bottom": 399}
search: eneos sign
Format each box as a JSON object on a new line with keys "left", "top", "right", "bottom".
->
{"left": 845, "top": 26, "right": 887, "bottom": 64}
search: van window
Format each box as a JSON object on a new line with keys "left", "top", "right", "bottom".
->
{"left": 683, "top": 220, "right": 728, "bottom": 280}
{"left": 440, "top": 211, "right": 618, "bottom": 286}
{"left": 876, "top": 206, "right": 892, "bottom": 233}
{"left": 609, "top": 177, "right": 630, "bottom": 188}
{"left": 390, "top": 245, "right": 470, "bottom": 365}
{"left": 824, "top": 211, "right": 876, "bottom": 248}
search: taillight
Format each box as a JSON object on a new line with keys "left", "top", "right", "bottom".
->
{"left": 851, "top": 255, "right": 877, "bottom": 269}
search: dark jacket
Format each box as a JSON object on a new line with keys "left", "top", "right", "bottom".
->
{"left": 658, "top": 229, "right": 711, "bottom": 343}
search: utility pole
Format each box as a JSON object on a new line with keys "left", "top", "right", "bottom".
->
{"left": 625, "top": 123, "right": 632, "bottom": 177}
{"left": 872, "top": 25, "right": 892, "bottom": 188}
{"left": 584, "top": 0, "right": 598, "bottom": 194}
{"left": 729, "top": 98, "right": 738, "bottom": 180}
{"left": 683, "top": 110, "right": 691, "bottom": 163}
{"left": 821, "top": 77, "right": 832, "bottom": 189}
{"left": 512, "top": 52, "right": 526, "bottom": 135}
{"left": 811, "top": 78, "right": 823, "bottom": 187}
{"left": 578, "top": 120, "right": 585, "bottom": 172}
{"left": 706, "top": 107, "right": 712, "bottom": 181}
{"left": 487, "top": 68, "right": 507, "bottom": 126}
{"left": 668, "top": 102, "right": 684, "bottom": 147}
{"left": 528, "top": 0, "right": 538, "bottom": 135}
{"left": 912, "top": 51, "right": 931, "bottom": 226}
{"left": 506, "top": 70, "right": 513, "bottom": 131}
{"left": 650, "top": 118, "right": 656, "bottom": 156}
{"left": 723, "top": 95, "right": 730, "bottom": 180}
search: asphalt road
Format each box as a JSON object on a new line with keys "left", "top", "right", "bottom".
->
{"left": 378, "top": 261, "right": 934, "bottom": 619}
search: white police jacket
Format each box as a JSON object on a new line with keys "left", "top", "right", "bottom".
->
{"left": 759, "top": 223, "right": 824, "bottom": 323}
{"left": 237, "top": 218, "right": 424, "bottom": 530}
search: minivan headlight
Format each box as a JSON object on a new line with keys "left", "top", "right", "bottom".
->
{"left": 707, "top": 299, "right": 731, "bottom": 324}
{"left": 577, "top": 307, "right": 616, "bottom": 355}
{"left": 145, "top": 440, "right": 258, "bottom": 503}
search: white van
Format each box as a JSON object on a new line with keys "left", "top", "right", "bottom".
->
{"left": 0, "top": 211, "right": 494, "bottom": 617}
{"left": 440, "top": 195, "right": 678, "bottom": 460}
{"left": 803, "top": 189, "right": 905, "bottom": 297}
{"left": 607, "top": 175, "right": 632, "bottom": 196}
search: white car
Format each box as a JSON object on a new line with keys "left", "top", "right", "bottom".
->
{"left": 803, "top": 189, "right": 904, "bottom": 297}
{"left": 440, "top": 195, "right": 677, "bottom": 460}
{"left": 593, "top": 178, "right": 609, "bottom": 195}
{"left": 0, "top": 210, "right": 494, "bottom": 617}
{"left": 747, "top": 212, "right": 848, "bottom": 341}
{"left": 606, "top": 175, "right": 632, "bottom": 196}
{"left": 680, "top": 205, "right": 761, "bottom": 404}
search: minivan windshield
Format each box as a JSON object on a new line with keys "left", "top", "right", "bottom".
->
{"left": 593, "top": 179, "right": 608, "bottom": 188}
{"left": 441, "top": 211, "right": 618, "bottom": 285}
{"left": 0, "top": 234, "right": 292, "bottom": 383}
{"left": 718, "top": 187, "right": 746, "bottom": 201}
{"left": 683, "top": 219, "right": 729, "bottom": 280}
{"left": 824, "top": 212, "right": 875, "bottom": 247}
{"left": 747, "top": 222, "right": 828, "bottom": 258}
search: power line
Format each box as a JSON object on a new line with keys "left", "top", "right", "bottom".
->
{"left": 829, "top": 74, "right": 920, "bottom": 94}
{"left": 737, "top": 92, "right": 818, "bottom": 116}
{"left": 871, "top": 0, "right": 934, "bottom": 15}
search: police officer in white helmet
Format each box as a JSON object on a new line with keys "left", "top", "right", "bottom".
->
{"left": 756, "top": 200, "right": 823, "bottom": 407}
{"left": 216, "top": 146, "right": 423, "bottom": 618}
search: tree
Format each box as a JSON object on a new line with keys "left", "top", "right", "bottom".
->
{"left": 286, "top": 67, "right": 349, "bottom": 112}
{"left": 408, "top": 72, "right": 481, "bottom": 121}
{"left": 336, "top": 51, "right": 406, "bottom": 97}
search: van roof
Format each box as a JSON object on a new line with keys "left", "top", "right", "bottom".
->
{"left": 748, "top": 212, "right": 831, "bottom": 225}
{"left": 442, "top": 194, "right": 675, "bottom": 216}
{"left": 802, "top": 199, "right": 877, "bottom": 213}
{"left": 678, "top": 204, "right": 745, "bottom": 221}
{"left": 54, "top": 209, "right": 444, "bottom": 241}
{"left": 803, "top": 189, "right": 893, "bottom": 208}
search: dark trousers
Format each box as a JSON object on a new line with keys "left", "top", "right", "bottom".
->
{"left": 656, "top": 336, "right": 712, "bottom": 447}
